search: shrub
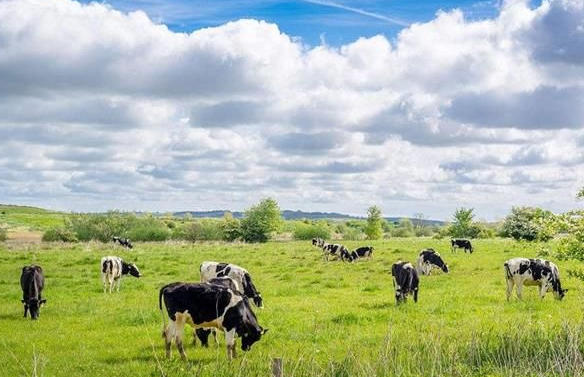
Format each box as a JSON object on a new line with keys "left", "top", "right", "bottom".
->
{"left": 340, "top": 226, "right": 364, "bottom": 240}
{"left": 42, "top": 227, "right": 78, "bottom": 242}
{"left": 220, "top": 212, "right": 241, "bottom": 242}
{"left": 240, "top": 198, "right": 283, "bottom": 243}
{"left": 501, "top": 206, "right": 555, "bottom": 242}
{"left": 293, "top": 221, "right": 331, "bottom": 240}
{"left": 0, "top": 227, "right": 7, "bottom": 242}
{"left": 184, "top": 219, "right": 224, "bottom": 242}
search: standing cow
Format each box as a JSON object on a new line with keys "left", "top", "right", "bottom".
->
{"left": 100, "top": 256, "right": 142, "bottom": 293}
{"left": 348, "top": 246, "right": 374, "bottom": 262}
{"left": 504, "top": 258, "right": 567, "bottom": 300}
{"left": 20, "top": 265, "right": 46, "bottom": 320}
{"left": 391, "top": 261, "right": 419, "bottom": 304}
{"left": 159, "top": 282, "right": 267, "bottom": 360}
{"left": 417, "top": 249, "right": 449, "bottom": 275}
{"left": 312, "top": 238, "right": 351, "bottom": 261}
{"left": 451, "top": 238, "right": 473, "bottom": 253}
{"left": 200, "top": 261, "right": 263, "bottom": 308}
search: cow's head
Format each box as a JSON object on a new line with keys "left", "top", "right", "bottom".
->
{"left": 22, "top": 298, "right": 46, "bottom": 320}
{"left": 124, "top": 262, "right": 142, "bottom": 278}
{"left": 441, "top": 264, "right": 449, "bottom": 273}
{"left": 312, "top": 238, "right": 322, "bottom": 246}
{"left": 552, "top": 278, "right": 568, "bottom": 300}
{"left": 253, "top": 293, "right": 264, "bottom": 308}
{"left": 241, "top": 327, "right": 268, "bottom": 351}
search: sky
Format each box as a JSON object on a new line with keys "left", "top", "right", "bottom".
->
{"left": 0, "top": 0, "right": 583, "bottom": 220}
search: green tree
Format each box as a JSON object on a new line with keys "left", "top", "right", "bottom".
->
{"left": 365, "top": 206, "right": 383, "bottom": 240}
{"left": 240, "top": 198, "right": 283, "bottom": 243}
{"left": 501, "top": 206, "right": 555, "bottom": 242}
{"left": 449, "top": 207, "right": 479, "bottom": 238}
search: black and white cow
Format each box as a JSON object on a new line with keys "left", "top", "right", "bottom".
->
{"left": 312, "top": 238, "right": 351, "bottom": 261}
{"left": 100, "top": 256, "right": 142, "bottom": 293}
{"left": 391, "top": 261, "right": 419, "bottom": 304}
{"left": 200, "top": 261, "right": 263, "bottom": 308}
{"left": 159, "top": 282, "right": 267, "bottom": 360}
{"left": 416, "top": 249, "right": 449, "bottom": 275}
{"left": 193, "top": 277, "right": 239, "bottom": 347}
{"left": 112, "top": 236, "right": 133, "bottom": 249}
{"left": 348, "top": 246, "right": 374, "bottom": 262}
{"left": 451, "top": 238, "right": 473, "bottom": 253}
{"left": 20, "top": 265, "right": 46, "bottom": 320}
{"left": 504, "top": 258, "right": 567, "bottom": 301}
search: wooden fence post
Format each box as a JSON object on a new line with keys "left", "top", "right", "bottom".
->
{"left": 271, "top": 357, "right": 283, "bottom": 377}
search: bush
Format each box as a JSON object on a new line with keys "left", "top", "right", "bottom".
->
{"left": 240, "top": 198, "right": 283, "bottom": 243}
{"left": 0, "top": 227, "right": 7, "bottom": 242}
{"left": 184, "top": 219, "right": 224, "bottom": 242}
{"left": 220, "top": 212, "right": 241, "bottom": 242}
{"left": 42, "top": 227, "right": 78, "bottom": 242}
{"left": 340, "top": 226, "right": 364, "bottom": 240}
{"left": 293, "top": 221, "right": 331, "bottom": 240}
{"left": 390, "top": 227, "right": 414, "bottom": 237}
{"left": 501, "top": 207, "right": 555, "bottom": 242}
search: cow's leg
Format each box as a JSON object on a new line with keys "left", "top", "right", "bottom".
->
{"left": 108, "top": 275, "right": 114, "bottom": 293}
{"left": 174, "top": 315, "right": 187, "bottom": 360}
{"left": 224, "top": 329, "right": 237, "bottom": 359}
{"left": 516, "top": 283, "right": 523, "bottom": 300}
{"left": 23, "top": 304, "right": 28, "bottom": 318}
{"left": 116, "top": 277, "right": 121, "bottom": 292}
{"left": 101, "top": 273, "right": 107, "bottom": 293}
{"left": 164, "top": 322, "right": 175, "bottom": 359}
{"left": 506, "top": 279, "right": 514, "bottom": 301}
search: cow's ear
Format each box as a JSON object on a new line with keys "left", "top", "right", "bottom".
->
{"left": 564, "top": 289, "right": 569, "bottom": 293}
{"left": 21, "top": 300, "right": 25, "bottom": 303}
{"left": 261, "top": 328, "right": 269, "bottom": 335}
{"left": 40, "top": 299, "right": 47, "bottom": 305}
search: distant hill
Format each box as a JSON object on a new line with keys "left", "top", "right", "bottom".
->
{"left": 173, "top": 209, "right": 444, "bottom": 226}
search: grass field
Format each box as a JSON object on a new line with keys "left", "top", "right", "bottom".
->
{"left": 1, "top": 238, "right": 584, "bottom": 377}
{"left": 0, "top": 205, "right": 67, "bottom": 231}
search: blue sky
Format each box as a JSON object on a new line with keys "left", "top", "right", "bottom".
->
{"left": 82, "top": 0, "right": 506, "bottom": 45}
{"left": 0, "top": 0, "right": 582, "bottom": 220}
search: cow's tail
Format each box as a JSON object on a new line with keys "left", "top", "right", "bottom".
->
{"left": 159, "top": 285, "right": 169, "bottom": 338}
{"left": 504, "top": 262, "right": 512, "bottom": 280}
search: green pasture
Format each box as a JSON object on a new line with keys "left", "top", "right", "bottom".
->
{"left": 1, "top": 239, "right": 584, "bottom": 376}
{"left": 0, "top": 205, "right": 67, "bottom": 230}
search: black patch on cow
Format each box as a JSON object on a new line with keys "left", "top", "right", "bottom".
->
{"left": 102, "top": 260, "right": 112, "bottom": 274}
{"left": 215, "top": 263, "right": 231, "bottom": 277}
{"left": 207, "top": 277, "right": 238, "bottom": 291}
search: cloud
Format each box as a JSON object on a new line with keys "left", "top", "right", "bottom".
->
{"left": 1, "top": 0, "right": 584, "bottom": 219}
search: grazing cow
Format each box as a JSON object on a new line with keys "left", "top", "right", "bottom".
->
{"left": 100, "top": 256, "right": 141, "bottom": 293}
{"left": 391, "top": 261, "right": 419, "bottom": 304}
{"left": 312, "top": 238, "right": 351, "bottom": 261}
{"left": 200, "top": 261, "right": 263, "bottom": 308}
{"left": 451, "top": 238, "right": 473, "bottom": 253}
{"left": 159, "top": 282, "right": 267, "bottom": 360}
{"left": 504, "top": 258, "right": 567, "bottom": 300}
{"left": 20, "top": 265, "right": 46, "bottom": 320}
{"left": 112, "top": 236, "right": 133, "bottom": 249}
{"left": 417, "top": 249, "right": 449, "bottom": 275}
{"left": 348, "top": 246, "right": 374, "bottom": 262}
